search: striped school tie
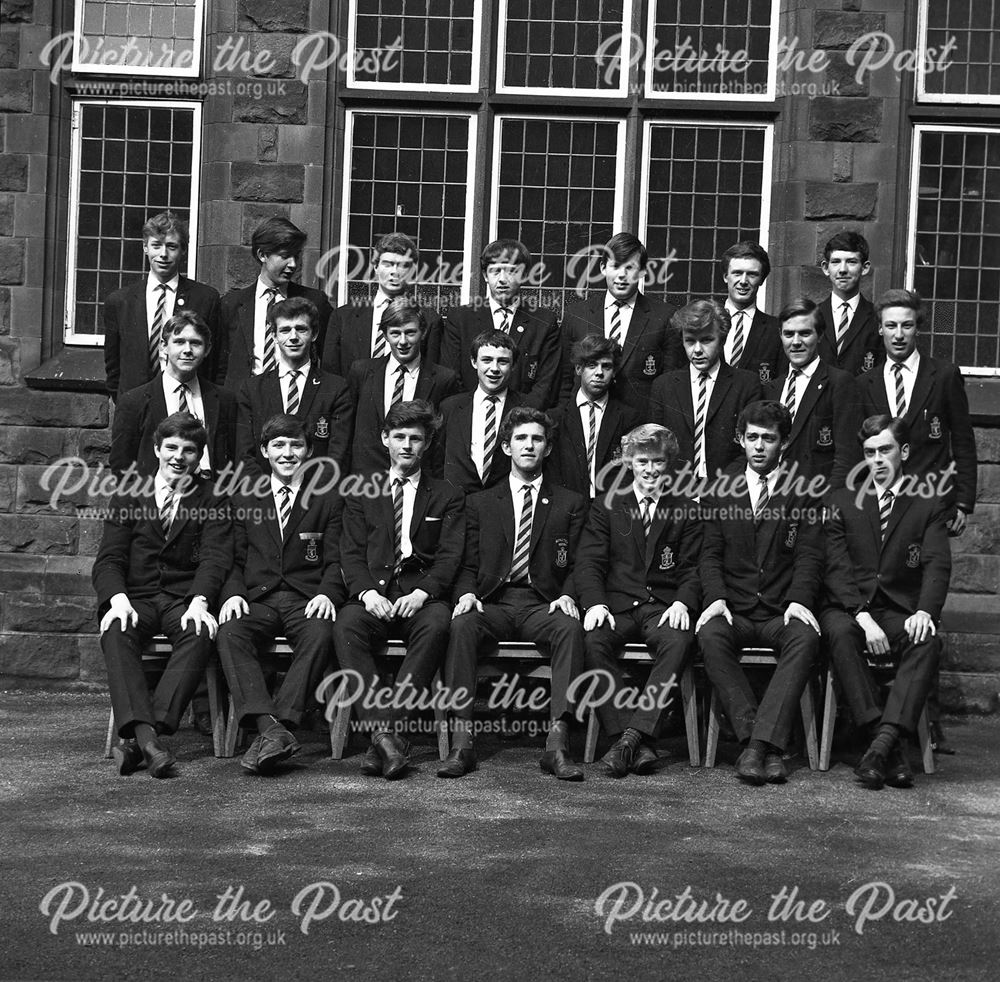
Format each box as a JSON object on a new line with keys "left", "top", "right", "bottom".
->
{"left": 176, "top": 383, "right": 189, "bottom": 415}
{"left": 692, "top": 371, "right": 709, "bottom": 477}
{"left": 608, "top": 301, "right": 624, "bottom": 346}
{"left": 879, "top": 489, "right": 894, "bottom": 540}
{"left": 893, "top": 363, "right": 906, "bottom": 417}
{"left": 641, "top": 496, "right": 654, "bottom": 536}
{"left": 285, "top": 370, "right": 300, "bottom": 414}
{"left": 159, "top": 487, "right": 175, "bottom": 532}
{"left": 149, "top": 283, "right": 167, "bottom": 373}
{"left": 784, "top": 369, "right": 801, "bottom": 419}
{"left": 482, "top": 395, "right": 498, "bottom": 481}
{"left": 730, "top": 310, "right": 745, "bottom": 367}
{"left": 754, "top": 474, "right": 770, "bottom": 525}
{"left": 390, "top": 364, "right": 406, "bottom": 408}
{"left": 586, "top": 401, "right": 598, "bottom": 475}
{"left": 498, "top": 306, "right": 512, "bottom": 333}
{"left": 509, "top": 484, "right": 533, "bottom": 584}
{"left": 393, "top": 477, "right": 405, "bottom": 565}
{"left": 276, "top": 485, "right": 292, "bottom": 536}
{"left": 836, "top": 301, "right": 850, "bottom": 352}
{"left": 262, "top": 289, "right": 279, "bottom": 373}
{"left": 372, "top": 299, "right": 390, "bottom": 359}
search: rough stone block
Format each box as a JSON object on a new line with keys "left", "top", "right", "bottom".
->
{"left": 77, "top": 427, "right": 112, "bottom": 467}
{"left": 225, "top": 246, "right": 259, "bottom": 290}
{"left": 0, "top": 192, "right": 12, "bottom": 235}
{"left": 961, "top": 506, "right": 1000, "bottom": 555}
{"left": 0, "top": 30, "right": 19, "bottom": 68}
{"left": 809, "top": 97, "right": 883, "bottom": 143}
{"left": 0, "top": 388, "right": 109, "bottom": 427}
{"left": 804, "top": 182, "right": 878, "bottom": 220}
{"left": 4, "top": 594, "right": 95, "bottom": 633}
{"left": 258, "top": 125, "right": 278, "bottom": 163}
{"left": 0, "top": 462, "right": 14, "bottom": 511}
{"left": 240, "top": 202, "right": 289, "bottom": 245}
{"left": 825, "top": 51, "right": 869, "bottom": 97}
{"left": 0, "top": 0, "right": 34, "bottom": 24}
{"left": 814, "top": 11, "right": 885, "bottom": 50}
{"left": 939, "top": 672, "right": 1000, "bottom": 716}
{"left": 0, "top": 68, "right": 32, "bottom": 112}
{"left": 0, "top": 514, "right": 78, "bottom": 554}
{"left": 0, "top": 151, "right": 27, "bottom": 190}
{"left": 0, "top": 238, "right": 25, "bottom": 283}
{"left": 832, "top": 145, "right": 853, "bottom": 182}
{"left": 974, "top": 428, "right": 1000, "bottom": 464}
{"left": 41, "top": 555, "right": 96, "bottom": 596}
{"left": 977, "top": 465, "right": 1000, "bottom": 505}
{"left": 78, "top": 633, "right": 105, "bottom": 682}
{"left": 231, "top": 162, "right": 304, "bottom": 202}
{"left": 17, "top": 463, "right": 112, "bottom": 515}
{"left": 233, "top": 80, "right": 307, "bottom": 125}
{"left": 0, "top": 286, "right": 9, "bottom": 334}
{"left": 77, "top": 517, "right": 103, "bottom": 556}
{"left": 950, "top": 555, "right": 1000, "bottom": 594}
{"left": 0, "top": 633, "right": 80, "bottom": 679}
{"left": 248, "top": 32, "right": 297, "bottom": 77}
{"left": 942, "top": 634, "right": 1000, "bottom": 674}
{"left": 0, "top": 425, "right": 73, "bottom": 464}
{"left": 237, "top": 0, "right": 311, "bottom": 34}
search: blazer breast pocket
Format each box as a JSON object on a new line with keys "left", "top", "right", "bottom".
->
{"left": 813, "top": 417, "right": 835, "bottom": 452}
{"left": 298, "top": 531, "right": 323, "bottom": 563}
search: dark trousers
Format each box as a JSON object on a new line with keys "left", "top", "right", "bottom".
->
{"left": 820, "top": 606, "right": 940, "bottom": 735}
{"left": 698, "top": 613, "right": 819, "bottom": 751}
{"left": 332, "top": 599, "right": 450, "bottom": 728}
{"left": 444, "top": 586, "right": 584, "bottom": 721}
{"left": 217, "top": 590, "right": 334, "bottom": 729}
{"left": 583, "top": 602, "right": 693, "bottom": 737}
{"left": 102, "top": 596, "right": 212, "bottom": 737}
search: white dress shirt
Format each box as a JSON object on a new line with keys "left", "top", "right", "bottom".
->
{"left": 605, "top": 292, "right": 635, "bottom": 345}
{"left": 723, "top": 302, "right": 755, "bottom": 365}
{"left": 689, "top": 362, "right": 720, "bottom": 478}
{"left": 471, "top": 387, "right": 508, "bottom": 479}
{"left": 782, "top": 355, "right": 820, "bottom": 418}
{"left": 382, "top": 355, "right": 421, "bottom": 415}
{"left": 882, "top": 349, "right": 920, "bottom": 416}
{"left": 576, "top": 388, "right": 608, "bottom": 497}
{"left": 253, "top": 277, "right": 286, "bottom": 374}
{"left": 146, "top": 273, "right": 179, "bottom": 336}
{"left": 161, "top": 371, "right": 210, "bottom": 473}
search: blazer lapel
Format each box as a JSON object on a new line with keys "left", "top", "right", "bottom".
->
{"left": 498, "top": 483, "right": 516, "bottom": 563}
{"left": 789, "top": 365, "right": 826, "bottom": 444}
{"left": 621, "top": 297, "right": 647, "bottom": 368}
{"left": 905, "top": 355, "right": 935, "bottom": 421}
{"left": 529, "top": 483, "right": 551, "bottom": 557}
{"left": 410, "top": 478, "right": 431, "bottom": 537}
{"left": 414, "top": 363, "right": 435, "bottom": 401}
{"left": 706, "top": 365, "right": 732, "bottom": 423}
{"left": 299, "top": 364, "right": 323, "bottom": 416}
{"left": 564, "top": 402, "right": 588, "bottom": 475}
{"left": 840, "top": 301, "right": 872, "bottom": 353}
{"left": 644, "top": 497, "right": 669, "bottom": 571}
{"left": 881, "top": 488, "right": 910, "bottom": 550}
{"left": 239, "top": 289, "right": 255, "bottom": 367}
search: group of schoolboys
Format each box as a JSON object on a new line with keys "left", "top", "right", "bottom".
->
{"left": 94, "top": 212, "right": 975, "bottom": 795}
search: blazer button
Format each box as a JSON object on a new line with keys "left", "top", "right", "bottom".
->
{"left": 379, "top": 579, "right": 386, "bottom": 586}
{"left": 633, "top": 600, "right": 639, "bottom": 606}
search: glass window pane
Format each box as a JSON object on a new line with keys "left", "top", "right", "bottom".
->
{"left": 921, "top": 0, "right": 1000, "bottom": 100}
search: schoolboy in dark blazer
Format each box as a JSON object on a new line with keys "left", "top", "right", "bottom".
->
{"left": 93, "top": 413, "right": 232, "bottom": 778}
{"left": 696, "top": 401, "right": 824, "bottom": 786}
{"left": 821, "top": 414, "right": 951, "bottom": 790}
{"left": 334, "top": 401, "right": 465, "bottom": 780}
{"left": 234, "top": 296, "right": 353, "bottom": 479}
{"left": 438, "top": 407, "right": 587, "bottom": 781}
{"left": 216, "top": 415, "right": 345, "bottom": 776}
{"left": 576, "top": 424, "right": 702, "bottom": 776}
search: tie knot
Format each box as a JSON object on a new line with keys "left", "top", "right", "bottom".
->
{"left": 882, "top": 489, "right": 894, "bottom": 503}
{"left": 176, "top": 383, "right": 188, "bottom": 395}
{"left": 278, "top": 485, "right": 291, "bottom": 498}
{"left": 157, "top": 283, "right": 168, "bottom": 294}
{"left": 522, "top": 484, "right": 533, "bottom": 496}
{"left": 396, "top": 364, "right": 407, "bottom": 374}
{"left": 790, "top": 368, "right": 801, "bottom": 378}
{"left": 394, "top": 476, "right": 406, "bottom": 489}
{"left": 486, "top": 394, "right": 499, "bottom": 404}
{"left": 893, "top": 362, "right": 903, "bottom": 374}
{"left": 288, "top": 369, "right": 300, "bottom": 379}
{"left": 612, "top": 300, "right": 624, "bottom": 309}
{"left": 644, "top": 496, "right": 654, "bottom": 507}
{"left": 699, "top": 370, "right": 710, "bottom": 380}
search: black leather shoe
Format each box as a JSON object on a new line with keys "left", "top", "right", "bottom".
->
{"left": 600, "top": 736, "right": 637, "bottom": 778}
{"left": 142, "top": 739, "right": 177, "bottom": 779}
{"left": 360, "top": 744, "right": 383, "bottom": 777}
{"left": 257, "top": 726, "right": 300, "bottom": 775}
{"left": 632, "top": 744, "right": 659, "bottom": 775}
{"left": 193, "top": 712, "right": 214, "bottom": 737}
{"left": 735, "top": 747, "right": 767, "bottom": 786}
{"left": 372, "top": 732, "right": 410, "bottom": 780}
{"left": 437, "top": 747, "right": 477, "bottom": 778}
{"left": 113, "top": 739, "right": 143, "bottom": 776}
{"left": 764, "top": 752, "right": 788, "bottom": 784}
{"left": 885, "top": 744, "right": 914, "bottom": 789}
{"left": 539, "top": 749, "right": 584, "bottom": 781}
{"left": 855, "top": 748, "right": 888, "bottom": 790}
{"left": 240, "top": 735, "right": 263, "bottom": 774}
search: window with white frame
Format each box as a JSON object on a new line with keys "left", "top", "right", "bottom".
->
{"left": 66, "top": 100, "right": 202, "bottom": 344}
{"left": 73, "top": 0, "right": 204, "bottom": 77}
{"left": 645, "top": 0, "right": 779, "bottom": 100}
{"left": 491, "top": 116, "right": 625, "bottom": 312}
{"left": 339, "top": 110, "right": 477, "bottom": 311}
{"left": 908, "top": 125, "right": 1000, "bottom": 374}
{"left": 640, "top": 121, "right": 773, "bottom": 308}
{"left": 917, "top": 0, "right": 1000, "bottom": 104}
{"left": 348, "top": 0, "right": 481, "bottom": 91}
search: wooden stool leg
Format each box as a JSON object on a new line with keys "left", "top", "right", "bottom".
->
{"left": 433, "top": 673, "right": 449, "bottom": 761}
{"left": 681, "top": 665, "right": 700, "bottom": 767}
{"left": 917, "top": 704, "right": 935, "bottom": 775}
{"left": 704, "top": 689, "right": 720, "bottom": 767}
{"left": 205, "top": 661, "right": 226, "bottom": 758}
{"left": 584, "top": 707, "right": 600, "bottom": 763}
{"left": 800, "top": 682, "right": 819, "bottom": 770}
{"left": 329, "top": 703, "right": 352, "bottom": 759}
{"left": 223, "top": 696, "right": 240, "bottom": 758}
{"left": 104, "top": 710, "right": 116, "bottom": 758}
{"left": 819, "top": 667, "right": 836, "bottom": 772}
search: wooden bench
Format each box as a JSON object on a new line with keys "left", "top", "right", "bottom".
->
{"left": 703, "top": 648, "right": 822, "bottom": 770}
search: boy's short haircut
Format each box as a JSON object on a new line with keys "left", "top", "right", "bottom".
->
{"left": 671, "top": 299, "right": 731, "bottom": 340}
{"left": 777, "top": 297, "right": 821, "bottom": 330}
{"left": 737, "top": 400, "right": 792, "bottom": 440}
{"left": 621, "top": 423, "right": 679, "bottom": 464}
{"left": 260, "top": 413, "right": 312, "bottom": 451}
{"left": 720, "top": 241, "right": 771, "bottom": 280}
{"left": 480, "top": 238, "right": 531, "bottom": 272}
{"left": 859, "top": 413, "right": 909, "bottom": 448}
{"left": 382, "top": 399, "right": 441, "bottom": 438}
{"left": 154, "top": 412, "right": 207, "bottom": 454}
{"left": 499, "top": 406, "right": 554, "bottom": 446}
{"left": 373, "top": 232, "right": 419, "bottom": 264}
{"left": 251, "top": 217, "right": 307, "bottom": 259}
{"left": 603, "top": 232, "right": 648, "bottom": 268}
{"left": 571, "top": 333, "right": 622, "bottom": 372}
{"left": 470, "top": 328, "right": 519, "bottom": 362}
{"left": 823, "top": 230, "right": 870, "bottom": 263}
{"left": 268, "top": 296, "right": 319, "bottom": 333}
{"left": 380, "top": 296, "right": 426, "bottom": 335}
{"left": 142, "top": 210, "right": 189, "bottom": 250}
{"left": 162, "top": 310, "right": 212, "bottom": 349}
{"left": 875, "top": 288, "right": 924, "bottom": 329}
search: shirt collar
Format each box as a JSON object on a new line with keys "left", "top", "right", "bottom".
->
{"left": 633, "top": 485, "right": 660, "bottom": 508}
{"left": 147, "top": 273, "right": 179, "bottom": 293}
{"left": 576, "top": 388, "right": 608, "bottom": 410}
{"left": 509, "top": 473, "right": 543, "bottom": 496}
{"left": 745, "top": 464, "right": 778, "bottom": 490}
{"left": 605, "top": 291, "right": 635, "bottom": 312}
{"left": 837, "top": 294, "right": 860, "bottom": 315}
{"left": 277, "top": 356, "right": 311, "bottom": 378}
{"left": 373, "top": 289, "right": 395, "bottom": 310}
{"left": 163, "top": 370, "right": 201, "bottom": 395}
{"left": 725, "top": 301, "right": 756, "bottom": 321}
{"left": 271, "top": 473, "right": 303, "bottom": 496}
{"left": 689, "top": 361, "right": 720, "bottom": 383}
{"left": 389, "top": 467, "right": 421, "bottom": 487}
{"left": 388, "top": 354, "right": 420, "bottom": 376}
{"left": 874, "top": 475, "right": 905, "bottom": 498}
{"left": 257, "top": 276, "right": 285, "bottom": 301}
{"left": 489, "top": 296, "right": 519, "bottom": 318}
{"left": 476, "top": 386, "right": 507, "bottom": 404}
{"left": 792, "top": 356, "right": 821, "bottom": 379}
{"left": 888, "top": 349, "right": 920, "bottom": 374}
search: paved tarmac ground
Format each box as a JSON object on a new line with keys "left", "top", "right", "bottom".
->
{"left": 2, "top": 690, "right": 999, "bottom": 982}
